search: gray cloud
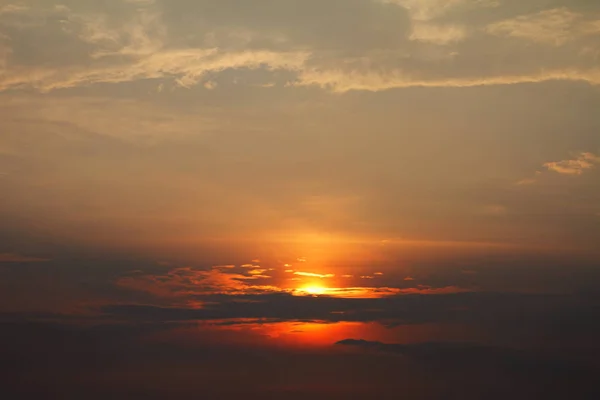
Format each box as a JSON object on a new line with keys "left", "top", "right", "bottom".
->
{"left": 0, "top": 0, "right": 599, "bottom": 92}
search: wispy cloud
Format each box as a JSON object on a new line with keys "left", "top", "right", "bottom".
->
{"left": 293, "top": 271, "right": 335, "bottom": 278}
{"left": 543, "top": 152, "right": 600, "bottom": 175}
{"left": 65, "top": 6, "right": 166, "bottom": 58}
{"left": 0, "top": 4, "right": 30, "bottom": 16}
{"left": 409, "top": 22, "right": 467, "bottom": 45}
{"left": 487, "top": 8, "right": 600, "bottom": 46}
{"left": 295, "top": 67, "right": 600, "bottom": 93}
{"left": 1, "top": 1, "right": 598, "bottom": 94}
{"left": 380, "top": 0, "right": 496, "bottom": 46}
{"left": 0, "top": 47, "right": 309, "bottom": 92}
{"left": 116, "top": 266, "right": 283, "bottom": 299}
{"left": 380, "top": 0, "right": 494, "bottom": 22}
{"left": 0, "top": 3, "right": 309, "bottom": 92}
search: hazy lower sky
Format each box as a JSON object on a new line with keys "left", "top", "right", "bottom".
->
{"left": 1, "top": 1, "right": 600, "bottom": 398}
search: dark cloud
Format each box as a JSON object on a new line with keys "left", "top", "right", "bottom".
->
{"left": 1, "top": 253, "right": 599, "bottom": 400}
{"left": 335, "top": 339, "right": 600, "bottom": 398}
{"left": 336, "top": 339, "right": 567, "bottom": 369}
{"left": 1, "top": 319, "right": 599, "bottom": 400}
{"left": 93, "top": 291, "right": 600, "bottom": 349}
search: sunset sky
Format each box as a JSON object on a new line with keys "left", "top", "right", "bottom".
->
{"left": 1, "top": 0, "right": 600, "bottom": 399}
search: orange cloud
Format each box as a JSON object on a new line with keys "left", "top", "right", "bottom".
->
{"left": 293, "top": 271, "right": 335, "bottom": 278}
{"left": 516, "top": 178, "right": 537, "bottom": 185}
{"left": 117, "top": 266, "right": 282, "bottom": 299}
{"left": 400, "top": 285, "right": 472, "bottom": 295}
{"left": 543, "top": 152, "right": 600, "bottom": 175}
{"left": 247, "top": 269, "right": 269, "bottom": 275}
{"left": 292, "top": 285, "right": 472, "bottom": 299}
{"left": 116, "top": 263, "right": 473, "bottom": 301}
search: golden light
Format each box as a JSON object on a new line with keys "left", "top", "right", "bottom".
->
{"left": 296, "top": 282, "right": 329, "bottom": 296}
{"left": 302, "top": 285, "right": 328, "bottom": 295}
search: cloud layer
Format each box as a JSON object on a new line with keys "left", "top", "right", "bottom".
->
{"left": 1, "top": 0, "right": 600, "bottom": 93}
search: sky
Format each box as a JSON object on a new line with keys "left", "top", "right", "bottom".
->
{"left": 1, "top": 0, "right": 600, "bottom": 399}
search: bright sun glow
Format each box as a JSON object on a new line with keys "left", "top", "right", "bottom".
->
{"left": 298, "top": 284, "right": 328, "bottom": 295}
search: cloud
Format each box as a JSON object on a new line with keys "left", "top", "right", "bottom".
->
{"left": 0, "top": 3, "right": 309, "bottom": 92}
{"left": 95, "top": 290, "right": 599, "bottom": 340}
{"left": 515, "top": 171, "right": 543, "bottom": 185}
{"left": 487, "top": 8, "right": 600, "bottom": 46}
{"left": 409, "top": 22, "right": 467, "bottom": 45}
{"left": 0, "top": 253, "right": 49, "bottom": 263}
{"left": 0, "top": 38, "right": 10, "bottom": 70}
{"left": 333, "top": 336, "right": 600, "bottom": 393}
{"left": 336, "top": 339, "right": 501, "bottom": 358}
{"left": 334, "top": 338, "right": 591, "bottom": 377}
{"left": 203, "top": 80, "right": 218, "bottom": 90}
{"left": 543, "top": 152, "right": 600, "bottom": 175}
{"left": 0, "top": 47, "right": 309, "bottom": 92}
{"left": 380, "top": 0, "right": 497, "bottom": 46}
{"left": 116, "top": 266, "right": 283, "bottom": 299}
{"left": 66, "top": 6, "right": 166, "bottom": 59}
{"left": 0, "top": 94, "right": 222, "bottom": 145}
{"left": 294, "top": 67, "right": 600, "bottom": 93}
{"left": 1, "top": 1, "right": 598, "bottom": 95}
{"left": 293, "top": 286, "right": 405, "bottom": 298}
{"left": 247, "top": 269, "right": 269, "bottom": 276}
{"left": 0, "top": 4, "right": 30, "bottom": 17}
{"left": 1, "top": 317, "right": 597, "bottom": 399}
{"left": 380, "top": 0, "right": 492, "bottom": 22}
{"left": 113, "top": 262, "right": 476, "bottom": 312}
{"left": 516, "top": 178, "right": 537, "bottom": 186}
{"left": 293, "top": 271, "right": 335, "bottom": 278}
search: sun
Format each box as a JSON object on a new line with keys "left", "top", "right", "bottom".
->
{"left": 303, "top": 286, "right": 327, "bottom": 295}
{"left": 297, "top": 283, "right": 328, "bottom": 296}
